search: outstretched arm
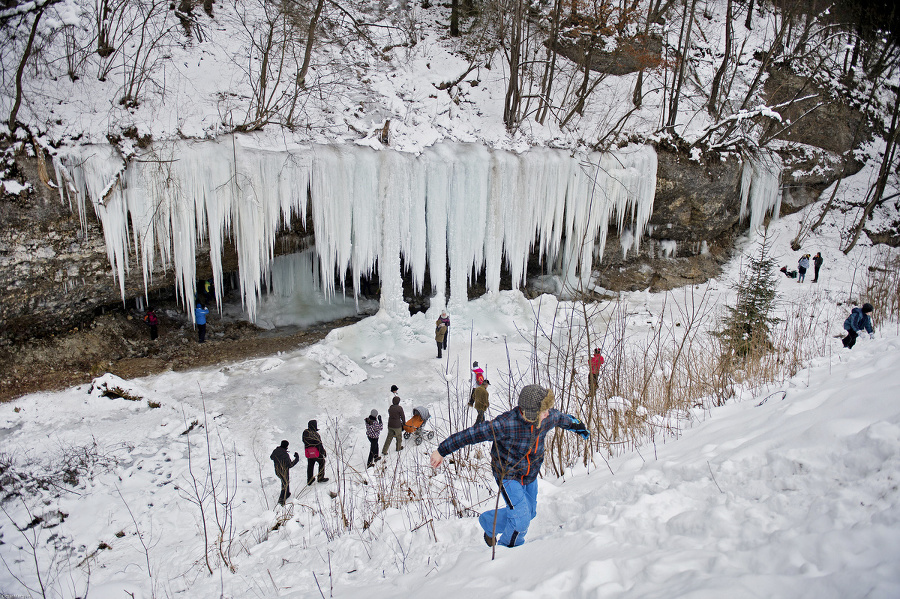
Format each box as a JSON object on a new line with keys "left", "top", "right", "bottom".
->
{"left": 559, "top": 414, "right": 590, "bottom": 440}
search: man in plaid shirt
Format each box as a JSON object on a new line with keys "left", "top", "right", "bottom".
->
{"left": 430, "top": 384, "right": 589, "bottom": 547}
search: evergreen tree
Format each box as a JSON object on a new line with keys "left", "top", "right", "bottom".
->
{"left": 716, "top": 232, "right": 781, "bottom": 358}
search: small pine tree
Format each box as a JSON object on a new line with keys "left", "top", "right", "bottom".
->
{"left": 716, "top": 231, "right": 781, "bottom": 358}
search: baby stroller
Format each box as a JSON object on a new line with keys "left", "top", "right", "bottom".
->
{"left": 403, "top": 406, "right": 435, "bottom": 446}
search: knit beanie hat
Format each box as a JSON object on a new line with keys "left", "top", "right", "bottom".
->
{"left": 370, "top": 409, "right": 379, "bottom": 418}
{"left": 518, "top": 384, "right": 555, "bottom": 422}
{"left": 280, "top": 440, "right": 289, "bottom": 448}
{"left": 391, "top": 385, "right": 399, "bottom": 393}
{"left": 862, "top": 303, "right": 874, "bottom": 313}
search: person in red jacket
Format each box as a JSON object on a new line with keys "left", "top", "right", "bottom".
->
{"left": 588, "top": 348, "right": 604, "bottom": 397}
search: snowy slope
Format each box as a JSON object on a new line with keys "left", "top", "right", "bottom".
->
{"left": 2, "top": 181, "right": 900, "bottom": 598}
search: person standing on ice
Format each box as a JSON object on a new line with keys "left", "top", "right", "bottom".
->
{"left": 588, "top": 348, "right": 604, "bottom": 397}
{"left": 270, "top": 440, "right": 300, "bottom": 505}
{"left": 469, "top": 361, "right": 485, "bottom": 403}
{"left": 430, "top": 384, "right": 590, "bottom": 548}
{"left": 382, "top": 386, "right": 406, "bottom": 455}
{"left": 436, "top": 311, "right": 451, "bottom": 352}
{"left": 470, "top": 379, "right": 491, "bottom": 424}
{"left": 195, "top": 302, "right": 210, "bottom": 343}
{"left": 365, "top": 409, "right": 383, "bottom": 468}
{"left": 842, "top": 302, "right": 875, "bottom": 349}
{"left": 435, "top": 320, "right": 448, "bottom": 359}
{"left": 812, "top": 252, "right": 824, "bottom": 282}
{"left": 302, "top": 420, "right": 329, "bottom": 484}
{"left": 143, "top": 307, "right": 159, "bottom": 341}
{"left": 797, "top": 254, "right": 810, "bottom": 283}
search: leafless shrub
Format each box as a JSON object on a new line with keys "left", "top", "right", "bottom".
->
{"left": 176, "top": 399, "right": 239, "bottom": 575}
{"left": 863, "top": 250, "right": 900, "bottom": 331}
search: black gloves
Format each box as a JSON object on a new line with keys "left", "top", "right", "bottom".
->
{"left": 293, "top": 451, "right": 299, "bottom": 459}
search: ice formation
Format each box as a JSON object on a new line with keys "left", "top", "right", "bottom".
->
{"left": 739, "top": 151, "right": 783, "bottom": 232}
{"left": 55, "top": 139, "right": 667, "bottom": 320}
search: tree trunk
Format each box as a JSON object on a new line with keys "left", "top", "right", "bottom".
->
{"left": 843, "top": 80, "right": 900, "bottom": 254}
{"left": 707, "top": 0, "right": 732, "bottom": 119}
{"left": 666, "top": 0, "right": 697, "bottom": 131}
{"left": 298, "top": 0, "right": 326, "bottom": 89}
{"left": 8, "top": 6, "right": 46, "bottom": 136}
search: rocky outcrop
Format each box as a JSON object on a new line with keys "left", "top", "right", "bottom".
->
{"left": 763, "top": 67, "right": 870, "bottom": 156}
{"left": 552, "top": 34, "right": 663, "bottom": 76}
{"left": 648, "top": 147, "right": 744, "bottom": 242}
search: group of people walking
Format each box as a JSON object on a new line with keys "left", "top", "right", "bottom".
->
{"left": 269, "top": 421, "right": 330, "bottom": 505}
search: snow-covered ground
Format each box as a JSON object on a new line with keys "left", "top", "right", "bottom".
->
{"left": 2, "top": 163, "right": 899, "bottom": 598}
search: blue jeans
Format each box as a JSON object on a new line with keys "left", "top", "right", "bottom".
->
{"left": 478, "top": 479, "right": 538, "bottom": 547}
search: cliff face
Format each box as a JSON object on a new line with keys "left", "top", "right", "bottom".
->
{"left": 0, "top": 94, "right": 878, "bottom": 346}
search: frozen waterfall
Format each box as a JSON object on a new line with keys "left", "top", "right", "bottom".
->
{"left": 740, "top": 151, "right": 782, "bottom": 233}
{"left": 56, "top": 139, "right": 663, "bottom": 321}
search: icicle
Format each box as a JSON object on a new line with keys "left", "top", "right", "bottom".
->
{"left": 60, "top": 139, "right": 660, "bottom": 322}
{"left": 740, "top": 151, "right": 782, "bottom": 233}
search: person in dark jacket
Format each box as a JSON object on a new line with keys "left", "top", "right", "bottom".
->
{"left": 365, "top": 409, "right": 383, "bottom": 467}
{"left": 302, "top": 420, "right": 329, "bottom": 484}
{"left": 382, "top": 387, "right": 406, "bottom": 455}
{"left": 430, "top": 384, "right": 590, "bottom": 548}
{"left": 270, "top": 440, "right": 300, "bottom": 505}
{"left": 842, "top": 303, "right": 875, "bottom": 349}
{"left": 812, "top": 252, "right": 824, "bottom": 283}
{"left": 470, "top": 379, "right": 490, "bottom": 424}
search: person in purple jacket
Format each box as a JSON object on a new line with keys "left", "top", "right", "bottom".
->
{"left": 430, "top": 384, "right": 589, "bottom": 548}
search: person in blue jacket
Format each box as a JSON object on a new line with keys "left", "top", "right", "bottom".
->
{"left": 195, "top": 302, "right": 210, "bottom": 343}
{"left": 430, "top": 384, "right": 589, "bottom": 548}
{"left": 842, "top": 302, "right": 875, "bottom": 349}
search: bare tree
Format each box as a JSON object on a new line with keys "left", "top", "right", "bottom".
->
{"left": 843, "top": 79, "right": 900, "bottom": 253}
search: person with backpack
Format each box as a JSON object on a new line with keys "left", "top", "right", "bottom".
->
{"left": 365, "top": 409, "right": 383, "bottom": 468}
{"left": 382, "top": 386, "right": 406, "bottom": 455}
{"left": 195, "top": 302, "right": 210, "bottom": 343}
{"left": 431, "top": 384, "right": 590, "bottom": 548}
{"left": 435, "top": 320, "right": 448, "bottom": 359}
{"left": 143, "top": 307, "right": 159, "bottom": 340}
{"left": 471, "top": 361, "right": 485, "bottom": 386}
{"left": 436, "top": 311, "right": 450, "bottom": 354}
{"left": 270, "top": 440, "right": 300, "bottom": 505}
{"left": 471, "top": 379, "right": 490, "bottom": 424}
{"left": 588, "top": 348, "right": 604, "bottom": 397}
{"left": 842, "top": 303, "right": 875, "bottom": 349}
{"left": 302, "top": 420, "right": 329, "bottom": 484}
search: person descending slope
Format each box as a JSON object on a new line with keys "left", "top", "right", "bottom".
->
{"left": 431, "top": 384, "right": 590, "bottom": 548}
{"left": 842, "top": 303, "right": 875, "bottom": 349}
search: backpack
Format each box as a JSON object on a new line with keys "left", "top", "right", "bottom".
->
{"left": 305, "top": 446, "right": 320, "bottom": 458}
{"left": 144, "top": 312, "right": 159, "bottom": 326}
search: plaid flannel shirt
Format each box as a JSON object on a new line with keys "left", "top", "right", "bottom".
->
{"left": 437, "top": 407, "right": 578, "bottom": 485}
